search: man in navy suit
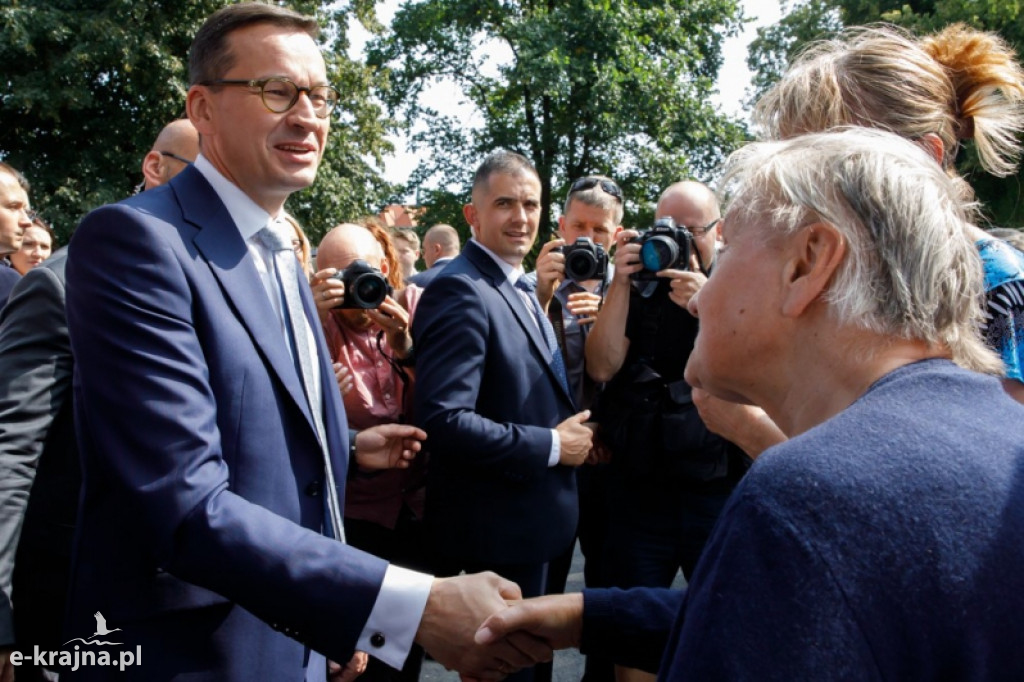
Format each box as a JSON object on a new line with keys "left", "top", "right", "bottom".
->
{"left": 62, "top": 5, "right": 540, "bottom": 681}
{"left": 413, "top": 150, "right": 595, "bottom": 681}
{"left": 406, "top": 223, "right": 460, "bottom": 289}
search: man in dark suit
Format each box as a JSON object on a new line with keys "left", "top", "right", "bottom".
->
{"left": 0, "top": 120, "right": 198, "bottom": 682}
{"left": 60, "top": 5, "right": 537, "bottom": 681}
{"left": 406, "top": 223, "right": 460, "bottom": 289}
{"left": 412, "top": 150, "right": 594, "bottom": 681}
{"left": 0, "top": 163, "right": 31, "bottom": 308}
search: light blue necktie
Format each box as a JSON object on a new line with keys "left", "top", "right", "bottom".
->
{"left": 515, "top": 276, "right": 571, "bottom": 396}
{"left": 258, "top": 221, "right": 345, "bottom": 543}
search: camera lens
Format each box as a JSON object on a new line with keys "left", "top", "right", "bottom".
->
{"left": 350, "top": 273, "right": 387, "bottom": 308}
{"left": 640, "top": 236, "right": 678, "bottom": 271}
{"left": 565, "top": 250, "right": 598, "bottom": 280}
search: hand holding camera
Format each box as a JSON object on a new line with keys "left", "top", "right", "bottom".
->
{"left": 329, "top": 259, "right": 393, "bottom": 309}
{"left": 534, "top": 238, "right": 566, "bottom": 310}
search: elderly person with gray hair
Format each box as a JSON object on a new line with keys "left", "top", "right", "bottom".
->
{"left": 473, "top": 128, "right": 1024, "bottom": 679}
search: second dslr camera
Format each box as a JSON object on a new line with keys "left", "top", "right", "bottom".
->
{"left": 630, "top": 217, "right": 693, "bottom": 281}
{"left": 557, "top": 237, "right": 609, "bottom": 282}
{"left": 331, "top": 259, "right": 393, "bottom": 309}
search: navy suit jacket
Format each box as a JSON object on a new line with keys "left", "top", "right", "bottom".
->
{"left": 412, "top": 240, "right": 578, "bottom": 566}
{"left": 405, "top": 257, "right": 453, "bottom": 289}
{"left": 64, "top": 167, "right": 387, "bottom": 680}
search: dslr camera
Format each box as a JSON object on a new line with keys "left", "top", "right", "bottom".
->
{"left": 629, "top": 217, "right": 693, "bottom": 281}
{"left": 557, "top": 237, "right": 609, "bottom": 282}
{"left": 331, "top": 259, "right": 393, "bottom": 309}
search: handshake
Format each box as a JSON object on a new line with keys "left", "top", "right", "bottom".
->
{"left": 415, "top": 573, "right": 583, "bottom": 681}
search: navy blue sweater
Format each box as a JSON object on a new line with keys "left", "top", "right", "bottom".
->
{"left": 582, "top": 360, "right": 1024, "bottom": 680}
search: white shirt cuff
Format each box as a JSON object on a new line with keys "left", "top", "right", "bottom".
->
{"left": 356, "top": 564, "right": 433, "bottom": 669}
{"left": 548, "top": 428, "right": 560, "bottom": 467}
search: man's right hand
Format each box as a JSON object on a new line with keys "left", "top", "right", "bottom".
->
{"left": 311, "top": 268, "right": 346, "bottom": 322}
{"left": 414, "top": 573, "right": 552, "bottom": 681}
{"left": 354, "top": 423, "right": 427, "bottom": 470}
{"left": 610, "top": 230, "right": 643, "bottom": 285}
{"left": 556, "top": 411, "right": 594, "bottom": 466}
{"left": 533, "top": 239, "right": 566, "bottom": 310}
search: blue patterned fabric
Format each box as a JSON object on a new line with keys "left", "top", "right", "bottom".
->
{"left": 977, "top": 237, "right": 1024, "bottom": 382}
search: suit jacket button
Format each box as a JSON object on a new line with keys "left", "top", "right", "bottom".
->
{"left": 306, "top": 480, "right": 321, "bottom": 497}
{"left": 370, "top": 632, "right": 386, "bottom": 648}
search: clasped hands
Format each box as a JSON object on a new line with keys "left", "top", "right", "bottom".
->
{"left": 415, "top": 574, "right": 583, "bottom": 682}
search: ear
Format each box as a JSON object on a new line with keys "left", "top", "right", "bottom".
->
{"left": 557, "top": 215, "right": 567, "bottom": 239}
{"left": 918, "top": 133, "right": 945, "bottom": 166}
{"left": 780, "top": 222, "right": 846, "bottom": 318}
{"left": 140, "top": 151, "right": 163, "bottom": 190}
{"left": 186, "top": 86, "right": 216, "bottom": 137}
{"left": 463, "top": 203, "right": 478, "bottom": 234}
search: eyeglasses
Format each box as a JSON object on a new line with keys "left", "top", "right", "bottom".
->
{"left": 568, "top": 177, "right": 623, "bottom": 203}
{"left": 159, "top": 151, "right": 193, "bottom": 165}
{"left": 199, "top": 77, "right": 340, "bottom": 119}
{"left": 686, "top": 218, "right": 721, "bottom": 236}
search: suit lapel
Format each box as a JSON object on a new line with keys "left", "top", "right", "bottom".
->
{"left": 172, "top": 169, "right": 316, "bottom": 433}
{"left": 463, "top": 242, "right": 575, "bottom": 408}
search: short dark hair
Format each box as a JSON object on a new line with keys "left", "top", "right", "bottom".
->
{"left": 472, "top": 150, "right": 539, "bottom": 195}
{"left": 189, "top": 2, "right": 319, "bottom": 85}
{"left": 0, "top": 162, "right": 29, "bottom": 191}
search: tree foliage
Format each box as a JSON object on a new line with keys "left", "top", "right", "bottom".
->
{"left": 746, "top": 0, "right": 1024, "bottom": 227}
{"left": 366, "top": 0, "right": 750, "bottom": 256}
{"left": 0, "top": 0, "right": 395, "bottom": 244}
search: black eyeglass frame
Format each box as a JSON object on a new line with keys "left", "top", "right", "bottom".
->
{"left": 199, "top": 77, "right": 340, "bottom": 119}
{"left": 159, "top": 151, "right": 193, "bottom": 165}
{"left": 567, "top": 177, "right": 624, "bottom": 203}
{"left": 686, "top": 218, "right": 722, "bottom": 236}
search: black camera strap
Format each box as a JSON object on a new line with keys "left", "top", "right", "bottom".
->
{"left": 375, "top": 329, "right": 411, "bottom": 423}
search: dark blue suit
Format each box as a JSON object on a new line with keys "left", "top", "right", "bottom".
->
{"left": 64, "top": 166, "right": 388, "bottom": 680}
{"left": 412, "top": 240, "right": 578, "bottom": 577}
{"left": 405, "top": 257, "right": 453, "bottom": 290}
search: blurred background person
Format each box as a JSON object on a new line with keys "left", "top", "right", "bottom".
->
{"left": 0, "top": 163, "right": 32, "bottom": 308}
{"left": 407, "top": 224, "right": 460, "bottom": 289}
{"left": 696, "top": 23, "right": 1024, "bottom": 460}
{"left": 391, "top": 226, "right": 421, "bottom": 283}
{"left": 10, "top": 216, "right": 55, "bottom": 275}
{"left": 283, "top": 211, "right": 313, "bottom": 281}
{"left": 529, "top": 175, "right": 623, "bottom": 682}
{"left": 313, "top": 222, "right": 425, "bottom": 682}
{"left": 135, "top": 118, "right": 199, "bottom": 193}
{"left": 585, "top": 180, "right": 750, "bottom": 682}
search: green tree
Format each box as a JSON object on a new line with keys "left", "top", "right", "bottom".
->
{"left": 0, "top": 0, "right": 394, "bottom": 244}
{"left": 746, "top": 0, "right": 1024, "bottom": 227}
{"left": 366, "top": 0, "right": 750, "bottom": 258}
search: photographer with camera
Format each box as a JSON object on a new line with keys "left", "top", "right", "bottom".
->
{"left": 585, "top": 180, "right": 750, "bottom": 682}
{"left": 313, "top": 222, "right": 428, "bottom": 682}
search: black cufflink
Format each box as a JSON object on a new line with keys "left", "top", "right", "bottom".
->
{"left": 370, "top": 632, "right": 385, "bottom": 648}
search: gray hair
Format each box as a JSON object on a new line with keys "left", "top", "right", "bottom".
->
{"left": 563, "top": 175, "right": 624, "bottom": 225}
{"left": 720, "top": 128, "right": 1002, "bottom": 375}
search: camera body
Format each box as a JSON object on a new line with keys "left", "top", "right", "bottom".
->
{"left": 558, "top": 237, "right": 609, "bottom": 282}
{"left": 629, "top": 217, "right": 693, "bottom": 281}
{"left": 331, "top": 259, "right": 393, "bottom": 309}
